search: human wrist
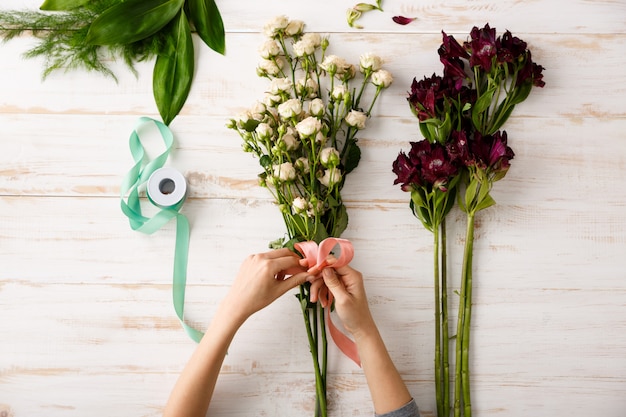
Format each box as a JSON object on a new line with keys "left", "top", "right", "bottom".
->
{"left": 349, "top": 316, "right": 379, "bottom": 342}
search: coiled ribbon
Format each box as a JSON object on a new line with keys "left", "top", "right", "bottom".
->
{"left": 294, "top": 238, "right": 361, "bottom": 367}
{"left": 120, "top": 117, "right": 203, "bottom": 343}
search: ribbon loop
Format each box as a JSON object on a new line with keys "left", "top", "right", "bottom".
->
{"left": 293, "top": 238, "right": 361, "bottom": 367}
{"left": 120, "top": 117, "right": 203, "bottom": 343}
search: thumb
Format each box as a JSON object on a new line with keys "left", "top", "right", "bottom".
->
{"left": 322, "top": 268, "right": 348, "bottom": 299}
{"left": 280, "top": 271, "right": 310, "bottom": 291}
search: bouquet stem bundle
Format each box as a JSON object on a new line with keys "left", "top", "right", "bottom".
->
{"left": 229, "top": 15, "right": 392, "bottom": 416}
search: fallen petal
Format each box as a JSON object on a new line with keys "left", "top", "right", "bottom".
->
{"left": 392, "top": 15, "right": 417, "bottom": 25}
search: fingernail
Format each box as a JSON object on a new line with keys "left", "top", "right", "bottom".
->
{"left": 306, "top": 275, "right": 316, "bottom": 283}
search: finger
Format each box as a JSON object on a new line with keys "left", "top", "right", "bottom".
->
{"left": 322, "top": 267, "right": 348, "bottom": 299}
{"left": 278, "top": 271, "right": 310, "bottom": 292}
{"left": 318, "top": 285, "right": 329, "bottom": 308}
{"left": 309, "top": 278, "right": 325, "bottom": 303}
{"left": 265, "top": 247, "right": 298, "bottom": 259}
{"left": 269, "top": 254, "right": 306, "bottom": 276}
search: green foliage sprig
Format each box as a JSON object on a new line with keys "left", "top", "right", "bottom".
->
{"left": 0, "top": 0, "right": 225, "bottom": 125}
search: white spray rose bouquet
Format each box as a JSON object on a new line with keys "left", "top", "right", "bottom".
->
{"left": 228, "top": 15, "right": 392, "bottom": 417}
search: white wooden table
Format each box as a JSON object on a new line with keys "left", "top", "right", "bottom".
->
{"left": 1, "top": 1, "right": 625, "bottom": 416}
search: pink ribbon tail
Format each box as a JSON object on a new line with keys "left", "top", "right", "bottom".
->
{"left": 293, "top": 238, "right": 361, "bottom": 367}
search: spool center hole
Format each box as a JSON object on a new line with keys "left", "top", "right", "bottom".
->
{"left": 159, "top": 178, "right": 176, "bottom": 195}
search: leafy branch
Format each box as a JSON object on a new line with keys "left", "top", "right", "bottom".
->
{"left": 0, "top": 0, "right": 225, "bottom": 125}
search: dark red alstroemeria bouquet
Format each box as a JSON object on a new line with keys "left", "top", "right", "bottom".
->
{"left": 392, "top": 24, "right": 544, "bottom": 417}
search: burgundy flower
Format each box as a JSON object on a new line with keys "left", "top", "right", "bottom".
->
{"left": 408, "top": 74, "right": 459, "bottom": 121}
{"left": 516, "top": 50, "right": 545, "bottom": 88}
{"left": 496, "top": 30, "right": 527, "bottom": 63}
{"left": 446, "top": 129, "right": 471, "bottom": 166}
{"left": 408, "top": 138, "right": 434, "bottom": 162}
{"left": 468, "top": 130, "right": 514, "bottom": 173}
{"left": 439, "top": 31, "right": 470, "bottom": 60}
{"left": 408, "top": 75, "right": 438, "bottom": 120}
{"left": 465, "top": 24, "right": 497, "bottom": 71}
{"left": 392, "top": 151, "right": 422, "bottom": 191}
{"left": 419, "top": 144, "right": 459, "bottom": 190}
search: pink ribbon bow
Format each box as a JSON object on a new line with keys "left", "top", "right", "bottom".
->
{"left": 293, "top": 238, "right": 361, "bottom": 367}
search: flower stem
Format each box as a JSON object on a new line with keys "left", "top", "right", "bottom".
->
{"left": 433, "top": 225, "right": 443, "bottom": 417}
{"left": 461, "top": 213, "right": 474, "bottom": 417}
{"left": 300, "top": 288, "right": 328, "bottom": 417}
{"left": 454, "top": 213, "right": 475, "bottom": 417}
{"left": 441, "top": 218, "right": 450, "bottom": 417}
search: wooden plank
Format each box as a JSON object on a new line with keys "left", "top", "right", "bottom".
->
{"left": 1, "top": 33, "right": 625, "bottom": 118}
{"left": 1, "top": 116, "right": 625, "bottom": 202}
{"left": 2, "top": 0, "right": 625, "bottom": 34}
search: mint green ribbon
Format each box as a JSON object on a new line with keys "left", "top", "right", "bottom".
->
{"left": 120, "top": 117, "right": 203, "bottom": 343}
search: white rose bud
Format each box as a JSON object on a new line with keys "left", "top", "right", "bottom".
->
{"left": 319, "top": 167, "right": 342, "bottom": 187}
{"left": 342, "top": 64, "right": 357, "bottom": 81}
{"left": 372, "top": 69, "right": 394, "bottom": 88}
{"left": 295, "top": 116, "right": 322, "bottom": 137}
{"left": 277, "top": 98, "right": 302, "bottom": 119}
{"left": 309, "top": 98, "right": 325, "bottom": 117}
{"left": 235, "top": 110, "right": 253, "bottom": 129}
{"left": 293, "top": 38, "right": 316, "bottom": 57}
{"left": 273, "top": 162, "right": 296, "bottom": 182}
{"left": 291, "top": 196, "right": 309, "bottom": 214}
{"left": 259, "top": 40, "right": 281, "bottom": 59}
{"left": 359, "top": 53, "right": 383, "bottom": 72}
{"left": 320, "top": 55, "right": 349, "bottom": 75}
{"left": 301, "top": 33, "right": 321, "bottom": 48}
{"left": 315, "top": 131, "right": 328, "bottom": 145}
{"left": 263, "top": 15, "right": 289, "bottom": 37}
{"left": 295, "top": 157, "right": 310, "bottom": 173}
{"left": 250, "top": 101, "right": 267, "bottom": 121}
{"left": 281, "top": 133, "right": 300, "bottom": 151}
{"left": 263, "top": 93, "right": 282, "bottom": 107}
{"left": 296, "top": 77, "right": 318, "bottom": 98}
{"left": 320, "top": 147, "right": 341, "bottom": 167}
{"left": 345, "top": 110, "right": 367, "bottom": 129}
{"left": 255, "top": 122, "right": 273, "bottom": 139}
{"left": 285, "top": 19, "right": 305, "bottom": 36}
{"left": 257, "top": 58, "right": 283, "bottom": 77}
{"left": 269, "top": 77, "right": 293, "bottom": 94}
{"left": 331, "top": 85, "right": 348, "bottom": 101}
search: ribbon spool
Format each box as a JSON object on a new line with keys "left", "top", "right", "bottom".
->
{"left": 120, "top": 117, "right": 203, "bottom": 343}
{"left": 147, "top": 167, "right": 187, "bottom": 209}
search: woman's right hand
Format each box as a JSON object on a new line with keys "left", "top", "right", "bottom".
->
{"left": 318, "top": 263, "right": 377, "bottom": 339}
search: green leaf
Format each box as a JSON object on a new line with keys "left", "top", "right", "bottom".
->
{"left": 471, "top": 86, "right": 496, "bottom": 131}
{"left": 474, "top": 194, "right": 496, "bottom": 212}
{"left": 186, "top": 0, "right": 225, "bottom": 54}
{"left": 40, "top": 0, "right": 89, "bottom": 11}
{"left": 343, "top": 142, "right": 361, "bottom": 174}
{"left": 464, "top": 178, "right": 478, "bottom": 211}
{"left": 259, "top": 155, "right": 272, "bottom": 167}
{"left": 153, "top": 9, "right": 194, "bottom": 125}
{"left": 85, "top": 0, "right": 185, "bottom": 45}
{"left": 242, "top": 119, "right": 260, "bottom": 132}
{"left": 331, "top": 205, "right": 348, "bottom": 237}
{"left": 510, "top": 81, "right": 533, "bottom": 105}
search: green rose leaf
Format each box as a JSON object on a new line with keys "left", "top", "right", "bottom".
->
{"left": 40, "top": 0, "right": 90, "bottom": 11}
{"left": 85, "top": 0, "right": 185, "bottom": 45}
{"left": 330, "top": 205, "right": 348, "bottom": 237}
{"left": 186, "top": 0, "right": 225, "bottom": 55}
{"left": 343, "top": 142, "right": 361, "bottom": 175}
{"left": 153, "top": 9, "right": 194, "bottom": 125}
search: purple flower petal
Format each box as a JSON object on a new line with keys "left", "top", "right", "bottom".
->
{"left": 392, "top": 16, "right": 416, "bottom": 25}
